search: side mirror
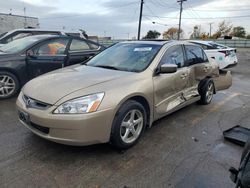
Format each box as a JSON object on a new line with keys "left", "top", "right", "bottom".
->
{"left": 159, "top": 64, "right": 177, "bottom": 74}
{"left": 26, "top": 50, "right": 35, "bottom": 58}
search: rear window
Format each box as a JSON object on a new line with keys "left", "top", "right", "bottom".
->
{"left": 209, "top": 42, "right": 227, "bottom": 49}
{"left": 88, "top": 42, "right": 99, "bottom": 49}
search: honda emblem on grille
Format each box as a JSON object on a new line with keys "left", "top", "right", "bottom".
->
{"left": 26, "top": 98, "right": 32, "bottom": 108}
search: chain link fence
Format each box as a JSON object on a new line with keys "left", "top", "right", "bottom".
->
{"left": 99, "top": 39, "right": 250, "bottom": 48}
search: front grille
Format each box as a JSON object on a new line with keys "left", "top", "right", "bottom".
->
{"left": 23, "top": 95, "right": 51, "bottom": 110}
{"left": 30, "top": 122, "right": 50, "bottom": 134}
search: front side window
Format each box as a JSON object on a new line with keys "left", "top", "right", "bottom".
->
{"left": 160, "top": 45, "right": 185, "bottom": 68}
{"left": 33, "top": 38, "right": 69, "bottom": 55}
{"left": 87, "top": 43, "right": 162, "bottom": 72}
{"left": 70, "top": 39, "right": 90, "bottom": 51}
{"left": 185, "top": 45, "right": 207, "bottom": 65}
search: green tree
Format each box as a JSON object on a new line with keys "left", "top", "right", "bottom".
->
{"left": 247, "top": 35, "right": 250, "bottom": 39}
{"left": 230, "top": 26, "right": 246, "bottom": 38}
{"left": 143, "top": 30, "right": 161, "bottom": 39}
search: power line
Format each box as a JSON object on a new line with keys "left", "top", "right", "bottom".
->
{"left": 143, "top": 14, "right": 250, "bottom": 20}
{"left": 192, "top": 8, "right": 250, "bottom": 12}
{"left": 144, "top": 2, "right": 163, "bottom": 22}
{"left": 185, "top": 2, "right": 201, "bottom": 19}
{"left": 147, "top": 0, "right": 179, "bottom": 9}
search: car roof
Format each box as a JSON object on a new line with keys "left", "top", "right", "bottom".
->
{"left": 20, "top": 34, "right": 60, "bottom": 41}
{"left": 120, "top": 40, "right": 198, "bottom": 46}
{"left": 189, "top": 40, "right": 218, "bottom": 46}
{"left": 6, "top": 29, "right": 81, "bottom": 33}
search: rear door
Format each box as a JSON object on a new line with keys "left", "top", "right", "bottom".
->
{"left": 184, "top": 45, "right": 216, "bottom": 99}
{"left": 26, "top": 38, "right": 70, "bottom": 79}
{"left": 153, "top": 45, "right": 189, "bottom": 118}
{"left": 66, "top": 39, "right": 99, "bottom": 66}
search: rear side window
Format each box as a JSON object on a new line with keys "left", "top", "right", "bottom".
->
{"left": 88, "top": 42, "right": 99, "bottom": 49}
{"left": 185, "top": 45, "right": 208, "bottom": 65}
{"left": 160, "top": 45, "right": 185, "bottom": 68}
{"left": 33, "top": 38, "right": 69, "bottom": 55}
{"left": 70, "top": 39, "right": 90, "bottom": 51}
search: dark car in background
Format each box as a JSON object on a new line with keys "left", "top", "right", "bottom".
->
{"left": 0, "top": 29, "right": 87, "bottom": 47}
{"left": 0, "top": 35, "right": 105, "bottom": 99}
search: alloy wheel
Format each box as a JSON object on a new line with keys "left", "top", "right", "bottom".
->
{"left": 206, "top": 82, "right": 214, "bottom": 103}
{"left": 120, "top": 109, "right": 144, "bottom": 144}
{"left": 0, "top": 75, "right": 16, "bottom": 97}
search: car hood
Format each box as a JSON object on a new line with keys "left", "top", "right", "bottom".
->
{"left": 22, "top": 65, "right": 134, "bottom": 105}
{"left": 0, "top": 52, "right": 17, "bottom": 60}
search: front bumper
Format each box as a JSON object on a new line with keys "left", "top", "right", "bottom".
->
{"left": 16, "top": 94, "right": 115, "bottom": 146}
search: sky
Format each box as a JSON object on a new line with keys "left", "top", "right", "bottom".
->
{"left": 0, "top": 0, "right": 250, "bottom": 39}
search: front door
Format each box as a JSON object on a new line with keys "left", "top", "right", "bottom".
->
{"left": 26, "top": 38, "right": 69, "bottom": 79}
{"left": 153, "top": 45, "right": 189, "bottom": 118}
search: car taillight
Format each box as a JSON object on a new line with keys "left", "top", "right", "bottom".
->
{"left": 218, "top": 50, "right": 230, "bottom": 57}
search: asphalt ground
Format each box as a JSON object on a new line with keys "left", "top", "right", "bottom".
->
{"left": 1, "top": 49, "right": 250, "bottom": 188}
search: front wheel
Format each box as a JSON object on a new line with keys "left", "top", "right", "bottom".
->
{"left": 110, "top": 100, "right": 146, "bottom": 150}
{"left": 0, "top": 71, "right": 19, "bottom": 99}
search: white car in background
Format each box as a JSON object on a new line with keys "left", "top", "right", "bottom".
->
{"left": 190, "top": 40, "right": 238, "bottom": 69}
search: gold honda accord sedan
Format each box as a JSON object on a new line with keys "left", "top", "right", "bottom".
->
{"left": 16, "top": 41, "right": 232, "bottom": 149}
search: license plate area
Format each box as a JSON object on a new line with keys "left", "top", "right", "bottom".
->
{"left": 18, "top": 110, "right": 30, "bottom": 125}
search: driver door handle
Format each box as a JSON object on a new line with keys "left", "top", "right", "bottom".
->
{"left": 203, "top": 66, "right": 210, "bottom": 72}
{"left": 180, "top": 73, "right": 188, "bottom": 79}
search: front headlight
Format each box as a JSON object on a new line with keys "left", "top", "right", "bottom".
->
{"left": 53, "top": 93, "right": 104, "bottom": 114}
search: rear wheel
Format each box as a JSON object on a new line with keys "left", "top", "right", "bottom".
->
{"left": 0, "top": 71, "right": 19, "bottom": 99}
{"left": 199, "top": 79, "right": 215, "bottom": 105}
{"left": 110, "top": 100, "right": 146, "bottom": 150}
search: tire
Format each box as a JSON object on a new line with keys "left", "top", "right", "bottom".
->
{"left": 0, "top": 71, "right": 19, "bottom": 99}
{"left": 241, "top": 139, "right": 250, "bottom": 162}
{"left": 110, "top": 100, "right": 147, "bottom": 150}
{"left": 240, "top": 139, "right": 250, "bottom": 188}
{"left": 199, "top": 79, "right": 215, "bottom": 105}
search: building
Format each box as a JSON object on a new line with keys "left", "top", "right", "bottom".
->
{"left": 0, "top": 13, "right": 39, "bottom": 34}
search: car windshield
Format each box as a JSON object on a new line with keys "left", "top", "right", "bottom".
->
{"left": 0, "top": 32, "right": 7, "bottom": 39}
{"left": 0, "top": 36, "right": 41, "bottom": 53}
{"left": 87, "top": 43, "right": 162, "bottom": 72}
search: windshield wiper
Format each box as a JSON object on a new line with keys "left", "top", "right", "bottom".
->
{"left": 94, "top": 65, "right": 120, "bottom": 70}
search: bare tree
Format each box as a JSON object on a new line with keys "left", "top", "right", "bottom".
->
{"left": 163, "top": 27, "right": 183, "bottom": 40}
{"left": 213, "top": 20, "right": 233, "bottom": 38}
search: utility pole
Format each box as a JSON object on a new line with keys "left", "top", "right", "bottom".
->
{"left": 209, "top": 23, "right": 213, "bottom": 37}
{"left": 23, "top": 7, "right": 27, "bottom": 28}
{"left": 137, "top": 0, "right": 144, "bottom": 40}
{"left": 177, "top": 0, "right": 186, "bottom": 40}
